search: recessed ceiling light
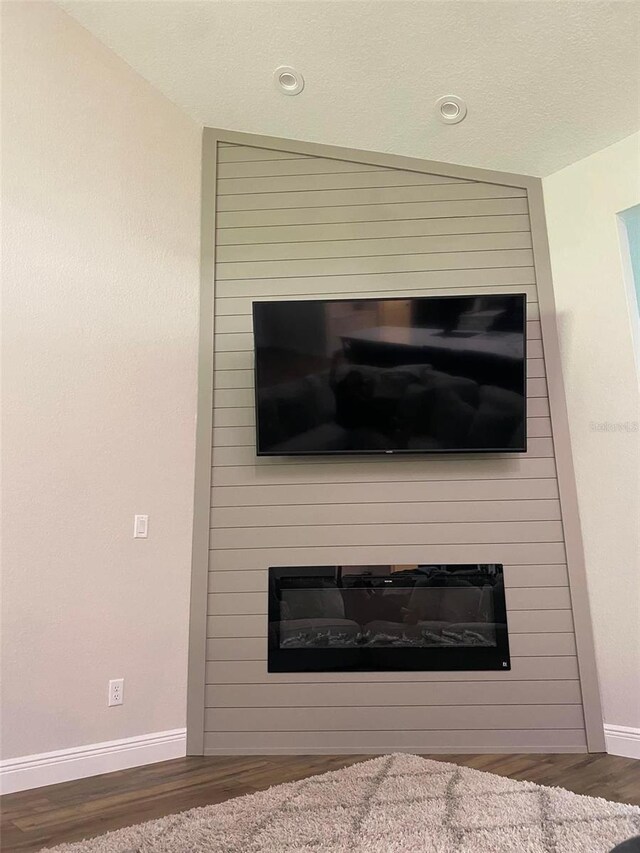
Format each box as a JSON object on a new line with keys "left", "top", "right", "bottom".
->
{"left": 274, "top": 66, "right": 304, "bottom": 96}
{"left": 435, "top": 95, "right": 467, "bottom": 125}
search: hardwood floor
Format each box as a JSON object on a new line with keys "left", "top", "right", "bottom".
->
{"left": 1, "top": 753, "right": 639, "bottom": 852}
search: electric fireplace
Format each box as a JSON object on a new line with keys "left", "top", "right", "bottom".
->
{"left": 268, "top": 564, "right": 510, "bottom": 672}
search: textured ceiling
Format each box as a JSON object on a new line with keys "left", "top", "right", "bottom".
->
{"left": 59, "top": 0, "right": 640, "bottom": 176}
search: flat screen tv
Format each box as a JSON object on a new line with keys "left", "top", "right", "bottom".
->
{"left": 252, "top": 293, "right": 527, "bottom": 456}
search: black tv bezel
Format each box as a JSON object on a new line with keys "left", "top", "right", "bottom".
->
{"left": 252, "top": 292, "right": 528, "bottom": 457}
{"left": 267, "top": 564, "right": 512, "bottom": 673}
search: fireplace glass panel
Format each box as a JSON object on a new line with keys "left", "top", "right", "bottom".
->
{"left": 268, "top": 564, "right": 510, "bottom": 672}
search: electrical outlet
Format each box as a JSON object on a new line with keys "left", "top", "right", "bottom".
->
{"left": 108, "top": 678, "right": 124, "bottom": 706}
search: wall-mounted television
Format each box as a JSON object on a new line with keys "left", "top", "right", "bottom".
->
{"left": 252, "top": 293, "right": 527, "bottom": 456}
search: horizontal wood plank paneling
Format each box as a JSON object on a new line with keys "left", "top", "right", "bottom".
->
{"left": 528, "top": 377, "right": 547, "bottom": 397}
{"left": 217, "top": 157, "right": 384, "bottom": 177}
{"left": 209, "top": 544, "right": 568, "bottom": 571}
{"left": 216, "top": 250, "right": 535, "bottom": 281}
{"left": 212, "top": 425, "right": 259, "bottom": 444}
{"left": 507, "top": 609, "right": 574, "bottom": 634}
{"left": 217, "top": 197, "right": 531, "bottom": 228}
{"left": 210, "top": 500, "right": 562, "bottom": 528}
{"left": 202, "top": 729, "right": 587, "bottom": 753}
{"left": 217, "top": 231, "right": 532, "bottom": 262}
{"left": 213, "top": 407, "right": 255, "bottom": 427}
{"left": 507, "top": 586, "right": 572, "bottom": 610}
{"left": 217, "top": 146, "right": 310, "bottom": 163}
{"left": 211, "top": 480, "right": 560, "bottom": 507}
{"left": 208, "top": 592, "right": 265, "bottom": 614}
{"left": 217, "top": 215, "right": 532, "bottom": 246}
{"left": 218, "top": 170, "right": 469, "bottom": 195}
{"left": 204, "top": 705, "right": 584, "bottom": 732}
{"left": 211, "top": 457, "right": 558, "bottom": 487}
{"left": 216, "top": 266, "right": 537, "bottom": 297}
{"left": 505, "top": 565, "right": 569, "bottom": 587}
{"left": 528, "top": 360, "right": 546, "bottom": 378}
{"left": 209, "top": 520, "right": 564, "bottom": 550}
{"left": 210, "top": 438, "right": 553, "bottom": 466}
{"left": 204, "top": 680, "right": 581, "bottom": 708}
{"left": 201, "top": 142, "right": 587, "bottom": 755}
{"left": 528, "top": 398, "right": 550, "bottom": 417}
{"left": 217, "top": 182, "right": 526, "bottom": 213}
{"left": 204, "top": 655, "right": 580, "bottom": 684}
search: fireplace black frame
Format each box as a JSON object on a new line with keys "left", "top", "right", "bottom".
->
{"left": 267, "top": 564, "right": 511, "bottom": 673}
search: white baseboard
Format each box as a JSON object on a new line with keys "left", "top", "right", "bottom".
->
{"left": 0, "top": 728, "right": 186, "bottom": 795}
{"left": 2, "top": 725, "right": 634, "bottom": 795}
{"left": 604, "top": 724, "right": 640, "bottom": 760}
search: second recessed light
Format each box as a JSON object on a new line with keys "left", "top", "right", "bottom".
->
{"left": 435, "top": 95, "right": 467, "bottom": 124}
{"left": 274, "top": 66, "right": 304, "bottom": 96}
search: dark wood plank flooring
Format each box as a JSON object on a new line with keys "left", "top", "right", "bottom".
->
{"left": 2, "top": 753, "right": 639, "bottom": 852}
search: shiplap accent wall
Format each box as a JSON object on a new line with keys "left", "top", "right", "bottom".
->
{"left": 203, "top": 141, "right": 588, "bottom": 754}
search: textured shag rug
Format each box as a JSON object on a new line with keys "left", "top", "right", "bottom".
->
{"left": 45, "top": 753, "right": 640, "bottom": 852}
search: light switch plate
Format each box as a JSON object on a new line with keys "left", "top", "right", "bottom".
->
{"left": 133, "top": 515, "right": 148, "bottom": 538}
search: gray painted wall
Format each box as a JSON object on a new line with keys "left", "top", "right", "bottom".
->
{"left": 194, "top": 137, "right": 603, "bottom": 755}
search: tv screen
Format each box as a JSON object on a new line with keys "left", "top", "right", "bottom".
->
{"left": 252, "top": 293, "right": 527, "bottom": 456}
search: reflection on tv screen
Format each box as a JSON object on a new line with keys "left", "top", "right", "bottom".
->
{"left": 253, "top": 294, "right": 527, "bottom": 455}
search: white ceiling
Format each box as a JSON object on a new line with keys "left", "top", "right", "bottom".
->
{"left": 59, "top": 0, "right": 640, "bottom": 177}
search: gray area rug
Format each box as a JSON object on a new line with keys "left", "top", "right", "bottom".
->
{"left": 45, "top": 753, "right": 640, "bottom": 852}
